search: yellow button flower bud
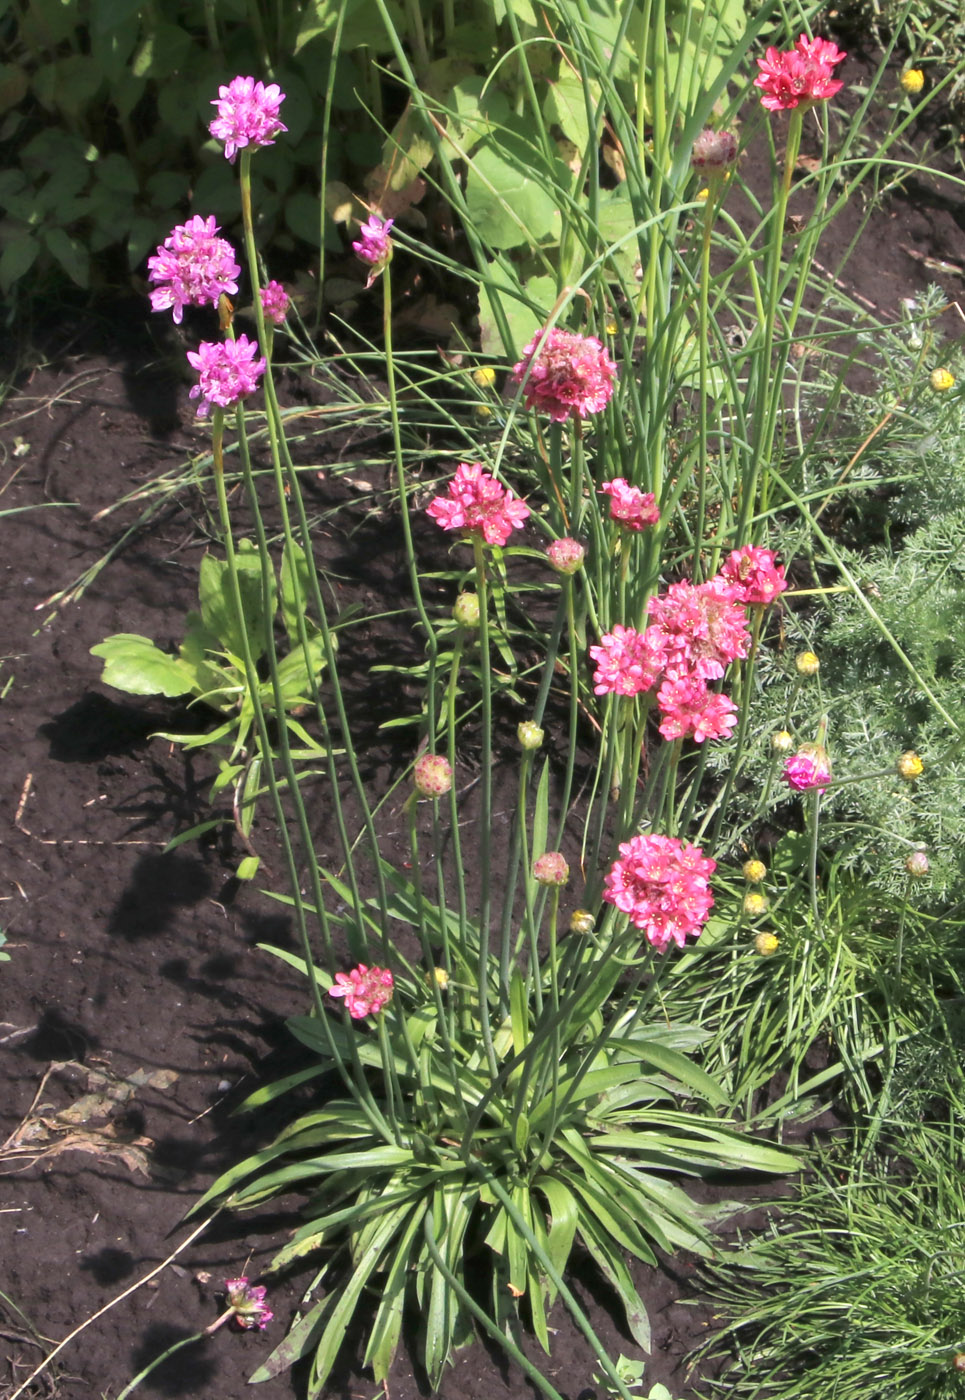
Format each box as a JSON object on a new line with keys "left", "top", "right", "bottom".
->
{"left": 754, "top": 931, "right": 779, "bottom": 956}
{"left": 742, "top": 859, "right": 767, "bottom": 884}
{"left": 743, "top": 892, "right": 769, "bottom": 918}
{"left": 795, "top": 650, "right": 820, "bottom": 677}
{"left": 473, "top": 366, "right": 496, "bottom": 388}
{"left": 897, "top": 750, "right": 923, "bottom": 781}
{"left": 900, "top": 69, "right": 924, "bottom": 94}
{"left": 931, "top": 367, "right": 955, "bottom": 392}
{"left": 569, "top": 909, "right": 595, "bottom": 935}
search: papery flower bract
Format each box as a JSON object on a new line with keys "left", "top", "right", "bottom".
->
{"left": 795, "top": 650, "right": 820, "bottom": 676}
{"left": 783, "top": 743, "right": 832, "bottom": 791}
{"left": 755, "top": 931, "right": 779, "bottom": 956}
{"left": 589, "top": 625, "right": 661, "bottom": 697}
{"left": 352, "top": 215, "right": 394, "bottom": 287}
{"left": 187, "top": 335, "right": 266, "bottom": 418}
{"left": 225, "top": 1278, "right": 273, "bottom": 1331}
{"left": 328, "top": 964, "right": 394, "bottom": 1019}
{"left": 897, "top": 750, "right": 923, "bottom": 780}
{"left": 426, "top": 463, "right": 530, "bottom": 546}
{"left": 512, "top": 329, "right": 617, "bottom": 422}
{"left": 645, "top": 577, "right": 750, "bottom": 683}
{"left": 656, "top": 675, "right": 738, "bottom": 743}
{"left": 755, "top": 34, "right": 846, "bottom": 111}
{"left": 906, "top": 849, "right": 930, "bottom": 878}
{"left": 603, "top": 833, "right": 716, "bottom": 953}
{"left": 600, "top": 478, "right": 660, "bottom": 532}
{"left": 147, "top": 215, "right": 240, "bottom": 325}
{"left": 719, "top": 546, "right": 788, "bottom": 606}
{"left": 210, "top": 76, "right": 287, "bottom": 162}
{"left": 260, "top": 280, "right": 289, "bottom": 325}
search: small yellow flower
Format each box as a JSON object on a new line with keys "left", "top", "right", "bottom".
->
{"left": 605, "top": 318, "right": 618, "bottom": 336}
{"left": 931, "top": 367, "right": 955, "bottom": 392}
{"left": 696, "top": 187, "right": 710, "bottom": 201}
{"left": 743, "top": 892, "right": 769, "bottom": 918}
{"left": 742, "top": 859, "right": 767, "bottom": 884}
{"left": 754, "top": 931, "right": 779, "bottom": 956}
{"left": 569, "top": 909, "right": 595, "bottom": 935}
{"left": 795, "top": 650, "right": 820, "bottom": 677}
{"left": 473, "top": 366, "right": 496, "bottom": 388}
{"left": 473, "top": 404, "right": 493, "bottom": 423}
{"left": 900, "top": 68, "right": 925, "bottom": 95}
{"left": 897, "top": 750, "right": 923, "bottom": 780}
{"left": 428, "top": 966, "right": 450, "bottom": 989}
{"left": 771, "top": 729, "right": 794, "bottom": 754}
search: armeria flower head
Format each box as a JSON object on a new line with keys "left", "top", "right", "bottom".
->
{"left": 224, "top": 1278, "right": 273, "bottom": 1331}
{"left": 691, "top": 128, "right": 739, "bottom": 170}
{"left": 187, "top": 335, "right": 266, "bottom": 418}
{"left": 352, "top": 215, "right": 394, "bottom": 287}
{"left": 755, "top": 34, "right": 846, "bottom": 111}
{"left": 719, "top": 546, "right": 788, "bottom": 606}
{"left": 547, "top": 537, "right": 586, "bottom": 574}
{"left": 426, "top": 463, "right": 530, "bottom": 546}
{"left": 656, "top": 675, "right": 738, "bottom": 743}
{"left": 512, "top": 328, "right": 617, "bottom": 422}
{"left": 260, "top": 280, "right": 289, "bottom": 325}
{"left": 589, "top": 625, "right": 661, "bottom": 698}
{"left": 329, "top": 964, "right": 394, "bottom": 1019}
{"left": 783, "top": 742, "right": 832, "bottom": 791}
{"left": 147, "top": 215, "right": 240, "bottom": 325}
{"left": 645, "top": 577, "right": 750, "bottom": 683}
{"left": 603, "top": 833, "right": 716, "bottom": 953}
{"left": 210, "top": 76, "right": 287, "bottom": 162}
{"left": 600, "top": 478, "right": 660, "bottom": 532}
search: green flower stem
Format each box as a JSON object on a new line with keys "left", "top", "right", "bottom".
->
{"left": 512, "top": 752, "right": 543, "bottom": 1016}
{"left": 472, "top": 535, "right": 498, "bottom": 1077}
{"left": 692, "top": 185, "right": 718, "bottom": 575}
{"left": 444, "top": 632, "right": 469, "bottom": 1034}
{"left": 115, "top": 1331, "right": 207, "bottom": 1400}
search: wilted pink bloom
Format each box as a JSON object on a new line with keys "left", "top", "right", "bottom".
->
{"left": 210, "top": 76, "right": 287, "bottom": 162}
{"left": 783, "top": 743, "right": 832, "bottom": 791}
{"left": 186, "top": 335, "right": 266, "bottom": 418}
{"left": 547, "top": 537, "right": 586, "bottom": 574}
{"left": 512, "top": 329, "right": 617, "bottom": 422}
{"left": 426, "top": 463, "right": 530, "bottom": 546}
{"left": 589, "top": 625, "right": 661, "bottom": 697}
{"left": 533, "top": 852, "right": 569, "bottom": 886}
{"left": 601, "top": 478, "right": 660, "bottom": 532}
{"left": 719, "top": 546, "right": 788, "bottom": 606}
{"left": 352, "top": 215, "right": 394, "bottom": 286}
{"left": 225, "top": 1278, "right": 273, "bottom": 1331}
{"left": 755, "top": 34, "right": 846, "bottom": 111}
{"left": 147, "top": 215, "right": 240, "bottom": 325}
{"left": 260, "top": 280, "right": 289, "bottom": 325}
{"left": 645, "top": 577, "right": 750, "bottom": 682}
{"left": 329, "top": 964, "right": 394, "bottom": 1019}
{"left": 603, "top": 833, "right": 716, "bottom": 952}
{"left": 691, "top": 128, "right": 739, "bottom": 170}
{"left": 656, "top": 676, "right": 738, "bottom": 743}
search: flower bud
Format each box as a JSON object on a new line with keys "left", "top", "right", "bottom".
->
{"left": 897, "top": 750, "right": 923, "bottom": 781}
{"left": 900, "top": 69, "right": 924, "bottom": 94}
{"left": 742, "top": 859, "right": 766, "bottom": 884}
{"left": 533, "top": 852, "right": 569, "bottom": 886}
{"left": 754, "top": 931, "right": 779, "bottom": 956}
{"left": 691, "top": 128, "right": 739, "bottom": 170}
{"left": 953, "top": 1353, "right": 965, "bottom": 1373}
{"left": 518, "top": 720, "right": 545, "bottom": 751}
{"left": 547, "top": 537, "right": 586, "bottom": 575}
{"left": 795, "top": 650, "right": 820, "bottom": 677}
{"left": 784, "top": 743, "right": 832, "bottom": 792}
{"left": 453, "top": 592, "right": 480, "bottom": 628}
{"left": 931, "top": 367, "right": 955, "bottom": 392}
{"left": 427, "top": 966, "right": 449, "bottom": 989}
{"left": 743, "top": 892, "right": 769, "bottom": 917}
{"left": 771, "top": 729, "right": 794, "bottom": 754}
{"left": 569, "top": 908, "right": 595, "bottom": 935}
{"left": 413, "top": 754, "right": 452, "bottom": 798}
{"left": 473, "top": 404, "right": 493, "bottom": 423}
{"left": 473, "top": 366, "right": 496, "bottom": 389}
{"left": 905, "top": 849, "right": 930, "bottom": 878}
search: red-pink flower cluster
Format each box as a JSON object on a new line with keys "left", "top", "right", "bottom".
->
{"left": 655, "top": 675, "right": 737, "bottom": 743}
{"left": 187, "top": 335, "right": 266, "bottom": 418}
{"left": 210, "top": 76, "right": 287, "bottom": 162}
{"left": 589, "top": 625, "right": 661, "bottom": 698}
{"left": 719, "top": 545, "right": 788, "bottom": 606}
{"left": 426, "top": 463, "right": 530, "bottom": 546}
{"left": 601, "top": 478, "right": 660, "bottom": 532}
{"left": 755, "top": 34, "right": 846, "bottom": 112}
{"left": 147, "top": 215, "right": 240, "bottom": 325}
{"left": 603, "top": 833, "right": 716, "bottom": 952}
{"left": 329, "top": 964, "right": 394, "bottom": 1019}
{"left": 783, "top": 743, "right": 832, "bottom": 791}
{"left": 512, "top": 329, "right": 617, "bottom": 422}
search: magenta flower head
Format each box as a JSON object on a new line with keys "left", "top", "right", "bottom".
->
{"left": 600, "top": 478, "right": 660, "bottom": 532}
{"left": 719, "top": 545, "right": 788, "bottom": 606}
{"left": 589, "top": 625, "right": 661, "bottom": 698}
{"left": 225, "top": 1278, "right": 273, "bottom": 1331}
{"left": 645, "top": 577, "right": 751, "bottom": 683}
{"left": 755, "top": 34, "right": 846, "bottom": 111}
{"left": 656, "top": 675, "right": 738, "bottom": 744}
{"left": 603, "top": 833, "right": 716, "bottom": 953}
{"left": 426, "top": 463, "right": 530, "bottom": 547}
{"left": 260, "top": 280, "right": 289, "bottom": 326}
{"left": 352, "top": 215, "right": 394, "bottom": 288}
{"left": 783, "top": 742, "right": 832, "bottom": 791}
{"left": 329, "top": 964, "right": 394, "bottom": 1019}
{"left": 210, "top": 76, "right": 286, "bottom": 162}
{"left": 186, "top": 335, "right": 267, "bottom": 418}
{"left": 147, "top": 215, "right": 240, "bottom": 325}
{"left": 512, "top": 328, "right": 617, "bottom": 422}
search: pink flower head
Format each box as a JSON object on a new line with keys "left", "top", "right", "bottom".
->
{"left": 147, "top": 215, "right": 240, "bottom": 325}
{"left": 225, "top": 1278, "right": 273, "bottom": 1331}
{"left": 645, "top": 577, "right": 750, "bottom": 683}
{"left": 329, "top": 964, "right": 394, "bottom": 1019}
{"left": 601, "top": 478, "right": 660, "bottom": 532}
{"left": 755, "top": 34, "right": 846, "bottom": 111}
{"left": 512, "top": 329, "right": 617, "bottom": 422}
{"left": 603, "top": 833, "right": 716, "bottom": 952}
{"left": 719, "top": 546, "right": 788, "bottom": 606}
{"left": 783, "top": 743, "right": 832, "bottom": 791}
{"left": 691, "top": 128, "right": 739, "bottom": 170}
{"left": 210, "top": 76, "right": 287, "bottom": 162}
{"left": 588, "top": 625, "right": 661, "bottom": 698}
{"left": 547, "top": 537, "right": 586, "bottom": 574}
{"left": 186, "top": 335, "right": 266, "bottom": 418}
{"left": 260, "top": 280, "right": 289, "bottom": 325}
{"left": 656, "top": 675, "right": 738, "bottom": 743}
{"left": 352, "top": 215, "right": 394, "bottom": 287}
{"left": 426, "top": 463, "right": 530, "bottom": 546}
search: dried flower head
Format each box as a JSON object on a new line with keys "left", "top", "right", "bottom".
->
{"left": 329, "top": 964, "right": 394, "bottom": 1019}
{"left": 186, "top": 335, "right": 266, "bottom": 418}
{"left": 691, "top": 128, "right": 739, "bottom": 170}
{"left": 426, "top": 464, "right": 530, "bottom": 547}
{"left": 603, "top": 833, "right": 716, "bottom": 953}
{"left": 413, "top": 754, "right": 453, "bottom": 798}
{"left": 897, "top": 750, "right": 923, "bottom": 781}
{"left": 771, "top": 729, "right": 794, "bottom": 754}
{"left": 743, "top": 859, "right": 767, "bottom": 884}
{"left": 547, "top": 537, "right": 586, "bottom": 574}
{"left": 533, "top": 852, "right": 569, "bottom": 886}
{"left": 905, "top": 849, "right": 930, "bottom": 878}
{"left": 931, "top": 367, "right": 955, "bottom": 392}
{"left": 512, "top": 329, "right": 617, "bottom": 422}
{"left": 719, "top": 546, "right": 788, "bottom": 606}
{"left": 260, "top": 280, "right": 289, "bottom": 325}
{"left": 783, "top": 743, "right": 832, "bottom": 791}
{"left": 517, "top": 720, "right": 545, "bottom": 751}
{"left": 224, "top": 1278, "right": 273, "bottom": 1330}
{"left": 600, "top": 478, "right": 660, "bottom": 532}
{"left": 147, "top": 215, "right": 240, "bottom": 325}
{"left": 210, "top": 77, "right": 287, "bottom": 163}
{"left": 754, "top": 34, "right": 846, "bottom": 112}
{"left": 754, "top": 931, "right": 780, "bottom": 956}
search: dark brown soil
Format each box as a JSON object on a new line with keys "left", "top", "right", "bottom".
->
{"left": 2, "top": 48, "right": 965, "bottom": 1400}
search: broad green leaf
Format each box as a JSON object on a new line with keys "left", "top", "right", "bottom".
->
{"left": 509, "top": 969, "right": 529, "bottom": 1060}
{"left": 542, "top": 68, "right": 598, "bottom": 153}
{"left": 90, "top": 634, "right": 196, "bottom": 698}
{"left": 236, "top": 855, "right": 260, "bottom": 880}
{"left": 0, "top": 234, "right": 39, "bottom": 293}
{"left": 446, "top": 77, "right": 512, "bottom": 156}
{"left": 465, "top": 133, "right": 563, "bottom": 251}
{"left": 478, "top": 272, "right": 555, "bottom": 360}
{"left": 364, "top": 1205, "right": 424, "bottom": 1381}
{"left": 578, "top": 1209, "right": 652, "bottom": 1352}
{"left": 198, "top": 543, "right": 272, "bottom": 663}
{"left": 533, "top": 1175, "right": 578, "bottom": 1302}
{"left": 43, "top": 227, "right": 89, "bottom": 287}
{"left": 280, "top": 538, "right": 313, "bottom": 642}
